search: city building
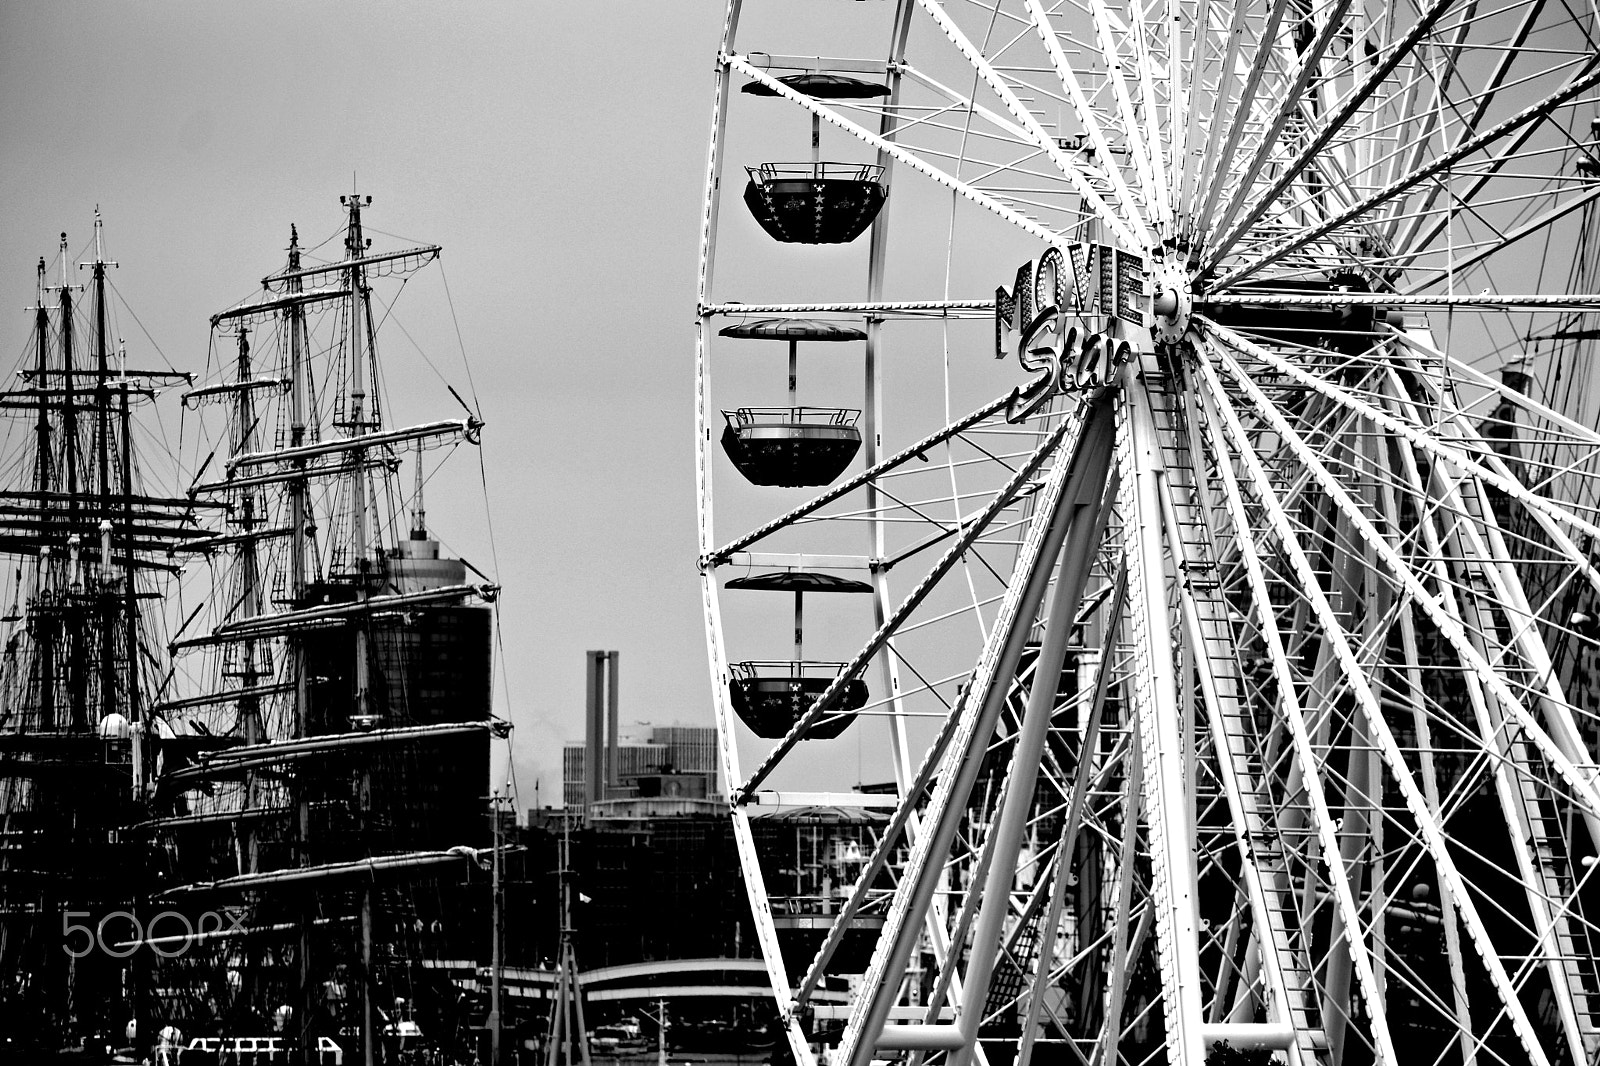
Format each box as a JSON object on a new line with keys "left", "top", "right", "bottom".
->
{"left": 560, "top": 650, "right": 718, "bottom": 811}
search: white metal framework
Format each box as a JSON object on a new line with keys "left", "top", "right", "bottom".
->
{"left": 694, "top": 1, "right": 1600, "bottom": 1065}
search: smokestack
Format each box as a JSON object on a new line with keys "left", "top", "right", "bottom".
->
{"left": 606, "top": 651, "right": 619, "bottom": 794}
{"left": 584, "top": 650, "right": 621, "bottom": 820}
{"left": 585, "top": 651, "right": 604, "bottom": 815}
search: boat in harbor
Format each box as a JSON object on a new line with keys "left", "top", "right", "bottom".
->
{"left": 0, "top": 213, "right": 203, "bottom": 1059}
{"left": 137, "top": 191, "right": 507, "bottom": 1065}
{"left": 588, "top": 1018, "right": 647, "bottom": 1055}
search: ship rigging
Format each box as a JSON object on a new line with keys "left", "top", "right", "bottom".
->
{"left": 142, "top": 193, "right": 507, "bottom": 1066}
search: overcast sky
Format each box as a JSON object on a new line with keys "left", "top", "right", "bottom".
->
{"left": 0, "top": 3, "right": 732, "bottom": 809}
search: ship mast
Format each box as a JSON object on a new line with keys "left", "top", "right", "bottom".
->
{"left": 57, "top": 233, "right": 84, "bottom": 731}
{"left": 88, "top": 210, "right": 117, "bottom": 732}
{"left": 32, "top": 256, "right": 54, "bottom": 732}
{"left": 547, "top": 814, "right": 591, "bottom": 1066}
{"left": 286, "top": 222, "right": 316, "bottom": 1066}
{"left": 118, "top": 339, "right": 143, "bottom": 793}
{"left": 490, "top": 790, "right": 504, "bottom": 1066}
{"left": 343, "top": 190, "right": 379, "bottom": 1066}
{"left": 234, "top": 324, "right": 265, "bottom": 882}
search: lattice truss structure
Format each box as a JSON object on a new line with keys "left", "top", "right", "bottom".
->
{"left": 692, "top": 1, "right": 1600, "bottom": 1065}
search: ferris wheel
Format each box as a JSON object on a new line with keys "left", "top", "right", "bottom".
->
{"left": 692, "top": 2, "right": 1600, "bottom": 1065}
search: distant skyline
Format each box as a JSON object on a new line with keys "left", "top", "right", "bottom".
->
{"left": 0, "top": 3, "right": 731, "bottom": 809}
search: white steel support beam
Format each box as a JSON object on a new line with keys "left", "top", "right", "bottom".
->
{"left": 845, "top": 396, "right": 1116, "bottom": 1066}
{"left": 1155, "top": 458, "right": 1312, "bottom": 1066}
{"left": 1119, "top": 364, "right": 1206, "bottom": 1065}
{"left": 1101, "top": 721, "right": 1145, "bottom": 1066}
{"left": 1013, "top": 576, "right": 1125, "bottom": 1066}
{"left": 949, "top": 414, "right": 1119, "bottom": 1066}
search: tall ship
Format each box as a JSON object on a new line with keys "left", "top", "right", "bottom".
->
{"left": 0, "top": 214, "right": 199, "bottom": 1055}
{"left": 142, "top": 192, "right": 505, "bottom": 1064}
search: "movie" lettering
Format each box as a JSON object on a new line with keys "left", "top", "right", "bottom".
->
{"left": 994, "top": 245, "right": 1139, "bottom": 406}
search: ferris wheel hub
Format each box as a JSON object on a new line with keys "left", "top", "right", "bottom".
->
{"left": 1150, "top": 259, "right": 1193, "bottom": 344}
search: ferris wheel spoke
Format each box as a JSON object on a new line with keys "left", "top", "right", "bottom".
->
{"left": 890, "top": 62, "right": 1046, "bottom": 146}
{"left": 1017, "top": 0, "right": 1152, "bottom": 239}
{"left": 1164, "top": 0, "right": 1192, "bottom": 213}
{"left": 1383, "top": 582, "right": 1485, "bottom": 1062}
{"left": 1394, "top": 187, "right": 1600, "bottom": 292}
{"left": 913, "top": 0, "right": 1151, "bottom": 249}
{"left": 1192, "top": 0, "right": 1295, "bottom": 244}
{"left": 1378, "top": 358, "right": 1600, "bottom": 702}
{"left": 1186, "top": 354, "right": 1398, "bottom": 1064}
{"left": 1131, "top": 0, "right": 1176, "bottom": 221}
{"left": 1201, "top": 0, "right": 1359, "bottom": 264}
{"left": 1173, "top": 0, "right": 1221, "bottom": 218}
{"left": 1204, "top": 315, "right": 1600, "bottom": 545}
{"left": 1332, "top": 393, "right": 1493, "bottom": 1057}
{"left": 1397, "top": 334, "right": 1600, "bottom": 467}
{"left": 1189, "top": 0, "right": 1277, "bottom": 221}
{"left": 1213, "top": 55, "right": 1600, "bottom": 287}
{"left": 703, "top": 390, "right": 1026, "bottom": 568}
{"left": 1390, "top": 121, "right": 1598, "bottom": 277}
{"left": 1388, "top": 0, "right": 1594, "bottom": 254}
{"left": 736, "top": 412, "right": 1081, "bottom": 802}
{"left": 1385, "top": 32, "right": 1520, "bottom": 243}
{"left": 1374, "top": 383, "right": 1600, "bottom": 1062}
{"left": 1191, "top": 339, "right": 1581, "bottom": 1066}
{"left": 1083, "top": 0, "right": 1169, "bottom": 231}
{"left": 1205, "top": 0, "right": 1453, "bottom": 271}
{"left": 1204, "top": 326, "right": 1600, "bottom": 823}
